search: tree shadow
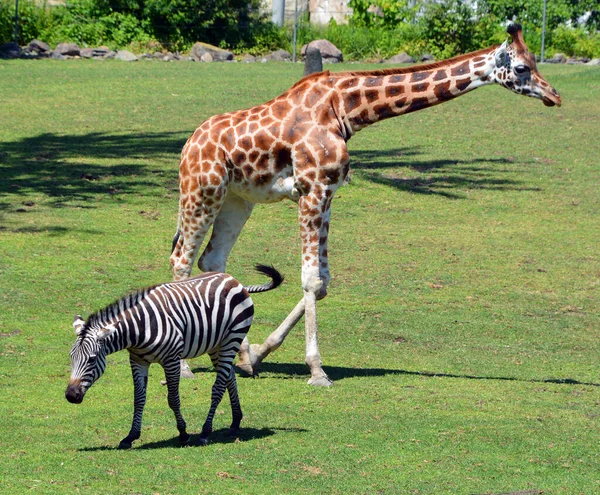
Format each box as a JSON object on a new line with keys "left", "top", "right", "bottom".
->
{"left": 0, "top": 131, "right": 186, "bottom": 206}
{"left": 350, "top": 147, "right": 538, "bottom": 198}
{"left": 243, "top": 362, "right": 600, "bottom": 388}
{"left": 78, "top": 426, "right": 305, "bottom": 451}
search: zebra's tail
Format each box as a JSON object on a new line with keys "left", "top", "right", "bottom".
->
{"left": 245, "top": 264, "right": 284, "bottom": 293}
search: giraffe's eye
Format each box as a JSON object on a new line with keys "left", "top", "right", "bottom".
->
{"left": 514, "top": 65, "right": 530, "bottom": 75}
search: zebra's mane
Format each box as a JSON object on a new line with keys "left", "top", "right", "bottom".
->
{"left": 81, "top": 284, "right": 159, "bottom": 336}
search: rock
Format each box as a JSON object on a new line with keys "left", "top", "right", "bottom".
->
{"left": 545, "top": 53, "right": 567, "bottom": 64}
{"left": 587, "top": 58, "right": 600, "bottom": 65}
{"left": 190, "top": 42, "right": 233, "bottom": 62}
{"left": 200, "top": 52, "right": 213, "bottom": 62}
{"left": 28, "top": 39, "right": 51, "bottom": 54}
{"left": 0, "top": 42, "right": 21, "bottom": 59}
{"left": 51, "top": 52, "right": 66, "bottom": 60}
{"left": 567, "top": 56, "right": 589, "bottom": 65}
{"left": 304, "top": 46, "right": 323, "bottom": 76}
{"left": 301, "top": 39, "right": 343, "bottom": 63}
{"left": 384, "top": 52, "right": 415, "bottom": 64}
{"left": 420, "top": 53, "right": 434, "bottom": 62}
{"left": 54, "top": 42, "right": 80, "bottom": 57}
{"left": 116, "top": 50, "right": 138, "bottom": 61}
{"left": 263, "top": 49, "right": 291, "bottom": 61}
{"left": 80, "top": 48, "right": 94, "bottom": 59}
{"left": 241, "top": 54, "right": 256, "bottom": 63}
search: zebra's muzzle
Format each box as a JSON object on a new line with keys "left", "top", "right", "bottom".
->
{"left": 65, "top": 384, "right": 84, "bottom": 404}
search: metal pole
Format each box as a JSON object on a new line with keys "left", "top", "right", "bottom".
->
{"left": 541, "top": 0, "right": 548, "bottom": 62}
{"left": 292, "top": 0, "right": 299, "bottom": 62}
{"left": 272, "top": 0, "right": 285, "bottom": 27}
{"left": 14, "top": 0, "right": 19, "bottom": 47}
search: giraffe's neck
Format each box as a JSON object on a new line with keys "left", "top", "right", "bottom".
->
{"left": 334, "top": 46, "right": 499, "bottom": 135}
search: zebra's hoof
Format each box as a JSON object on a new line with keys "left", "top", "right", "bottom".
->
{"left": 198, "top": 437, "right": 209, "bottom": 447}
{"left": 179, "top": 433, "right": 191, "bottom": 446}
{"left": 118, "top": 440, "right": 132, "bottom": 450}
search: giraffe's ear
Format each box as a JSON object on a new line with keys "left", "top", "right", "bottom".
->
{"left": 73, "top": 315, "right": 85, "bottom": 335}
{"left": 97, "top": 323, "right": 117, "bottom": 341}
{"left": 495, "top": 40, "right": 509, "bottom": 68}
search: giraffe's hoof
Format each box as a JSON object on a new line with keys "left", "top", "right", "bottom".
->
{"left": 180, "top": 368, "right": 196, "bottom": 379}
{"left": 307, "top": 374, "right": 333, "bottom": 387}
{"left": 237, "top": 344, "right": 262, "bottom": 377}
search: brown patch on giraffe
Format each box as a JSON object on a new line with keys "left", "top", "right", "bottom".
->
{"left": 389, "top": 74, "right": 406, "bottom": 83}
{"left": 256, "top": 154, "right": 270, "bottom": 171}
{"left": 373, "top": 103, "right": 397, "bottom": 120}
{"left": 385, "top": 85, "right": 404, "bottom": 98}
{"left": 338, "top": 78, "right": 358, "bottom": 89}
{"left": 345, "top": 91, "right": 362, "bottom": 113}
{"left": 411, "top": 82, "right": 430, "bottom": 93}
{"left": 248, "top": 150, "right": 260, "bottom": 163}
{"left": 305, "top": 90, "right": 324, "bottom": 108}
{"left": 242, "top": 164, "right": 255, "bottom": 178}
{"left": 365, "top": 90, "right": 379, "bottom": 103}
{"left": 405, "top": 97, "right": 429, "bottom": 113}
{"left": 220, "top": 128, "right": 235, "bottom": 148}
{"left": 317, "top": 107, "right": 336, "bottom": 127}
{"left": 410, "top": 71, "right": 431, "bottom": 82}
{"left": 318, "top": 166, "right": 340, "bottom": 185}
{"left": 201, "top": 161, "right": 212, "bottom": 173}
{"left": 455, "top": 78, "right": 471, "bottom": 91}
{"left": 238, "top": 135, "right": 253, "bottom": 151}
{"left": 433, "top": 69, "right": 447, "bottom": 81}
{"left": 451, "top": 61, "right": 470, "bottom": 77}
{"left": 272, "top": 99, "right": 292, "bottom": 118}
{"left": 235, "top": 122, "right": 248, "bottom": 137}
{"left": 253, "top": 131, "right": 275, "bottom": 152}
{"left": 260, "top": 115, "right": 274, "bottom": 127}
{"left": 273, "top": 143, "right": 292, "bottom": 171}
{"left": 255, "top": 173, "right": 274, "bottom": 186}
{"left": 232, "top": 167, "right": 243, "bottom": 181}
{"left": 231, "top": 149, "right": 247, "bottom": 166}
{"left": 248, "top": 122, "right": 259, "bottom": 134}
{"left": 202, "top": 141, "right": 218, "bottom": 162}
{"left": 209, "top": 173, "right": 222, "bottom": 186}
{"left": 433, "top": 81, "right": 453, "bottom": 101}
{"left": 365, "top": 77, "right": 383, "bottom": 87}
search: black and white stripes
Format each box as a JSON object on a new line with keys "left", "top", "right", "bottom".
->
{"left": 66, "top": 265, "right": 283, "bottom": 449}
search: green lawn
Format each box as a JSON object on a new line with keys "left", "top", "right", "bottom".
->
{"left": 0, "top": 59, "right": 598, "bottom": 495}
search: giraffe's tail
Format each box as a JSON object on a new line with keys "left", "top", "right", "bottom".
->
{"left": 245, "top": 265, "right": 284, "bottom": 294}
{"left": 171, "top": 230, "right": 181, "bottom": 254}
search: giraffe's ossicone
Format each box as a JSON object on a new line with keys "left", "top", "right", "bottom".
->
{"left": 170, "top": 23, "right": 560, "bottom": 386}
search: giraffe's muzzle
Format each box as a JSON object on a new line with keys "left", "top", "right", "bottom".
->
{"left": 542, "top": 87, "right": 562, "bottom": 107}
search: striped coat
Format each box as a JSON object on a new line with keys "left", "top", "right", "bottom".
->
{"left": 66, "top": 265, "right": 283, "bottom": 448}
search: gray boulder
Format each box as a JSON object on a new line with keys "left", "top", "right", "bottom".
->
{"left": 241, "top": 54, "right": 256, "bottom": 63}
{"left": 545, "top": 53, "right": 567, "bottom": 64}
{"left": 263, "top": 49, "right": 291, "bottom": 61}
{"left": 588, "top": 58, "right": 600, "bottom": 65}
{"left": 191, "top": 42, "right": 233, "bottom": 62}
{"left": 301, "top": 40, "right": 343, "bottom": 63}
{"left": 200, "top": 52, "right": 213, "bottom": 62}
{"left": 420, "top": 53, "right": 434, "bottom": 62}
{"left": 116, "top": 50, "right": 138, "bottom": 61}
{"left": 28, "top": 39, "right": 51, "bottom": 55}
{"left": 384, "top": 52, "right": 415, "bottom": 64}
{"left": 54, "top": 42, "right": 80, "bottom": 57}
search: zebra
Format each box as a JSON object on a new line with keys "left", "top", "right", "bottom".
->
{"left": 65, "top": 265, "right": 283, "bottom": 449}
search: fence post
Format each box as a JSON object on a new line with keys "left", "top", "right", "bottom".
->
{"left": 541, "top": 0, "right": 548, "bottom": 62}
{"left": 14, "top": 0, "right": 19, "bottom": 46}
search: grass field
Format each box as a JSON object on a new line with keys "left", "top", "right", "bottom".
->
{"left": 0, "top": 59, "right": 599, "bottom": 495}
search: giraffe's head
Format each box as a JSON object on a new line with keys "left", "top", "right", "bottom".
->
{"left": 491, "top": 23, "right": 561, "bottom": 107}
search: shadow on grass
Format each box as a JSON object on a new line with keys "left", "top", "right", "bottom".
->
{"left": 351, "top": 147, "right": 538, "bottom": 199}
{"left": 0, "top": 131, "right": 186, "bottom": 206}
{"left": 78, "top": 426, "right": 305, "bottom": 451}
{"left": 241, "top": 362, "right": 600, "bottom": 388}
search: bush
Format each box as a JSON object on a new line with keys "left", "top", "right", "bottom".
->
{"left": 550, "top": 26, "right": 600, "bottom": 58}
{"left": 1, "top": 0, "right": 53, "bottom": 45}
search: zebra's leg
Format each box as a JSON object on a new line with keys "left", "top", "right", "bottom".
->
{"left": 199, "top": 350, "right": 234, "bottom": 446}
{"left": 225, "top": 365, "right": 243, "bottom": 438}
{"left": 162, "top": 358, "right": 190, "bottom": 446}
{"left": 119, "top": 357, "right": 150, "bottom": 449}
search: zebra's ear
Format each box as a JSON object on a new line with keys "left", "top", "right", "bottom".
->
{"left": 97, "top": 323, "right": 117, "bottom": 341}
{"left": 73, "top": 315, "right": 85, "bottom": 335}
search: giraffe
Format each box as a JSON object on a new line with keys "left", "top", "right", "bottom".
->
{"left": 170, "top": 24, "right": 561, "bottom": 386}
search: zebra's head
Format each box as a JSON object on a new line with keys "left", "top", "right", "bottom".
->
{"left": 65, "top": 315, "right": 117, "bottom": 404}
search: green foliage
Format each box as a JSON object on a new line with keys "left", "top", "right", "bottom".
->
{"left": 348, "top": 0, "right": 416, "bottom": 29}
{"left": 550, "top": 26, "right": 600, "bottom": 58}
{"left": 0, "top": 0, "right": 52, "bottom": 44}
